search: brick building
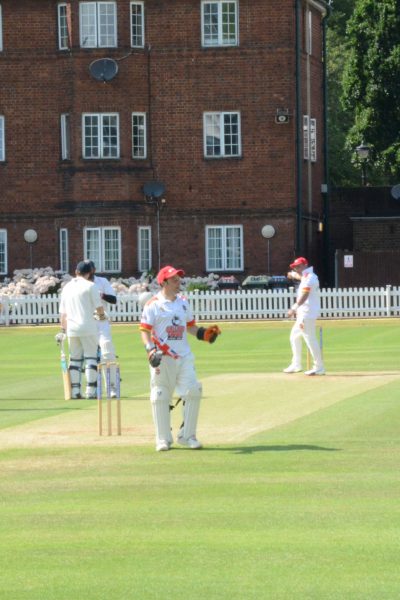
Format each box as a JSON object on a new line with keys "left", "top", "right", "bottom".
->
{"left": 0, "top": 0, "right": 329, "bottom": 280}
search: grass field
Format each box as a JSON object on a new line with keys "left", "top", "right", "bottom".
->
{"left": 1, "top": 320, "right": 400, "bottom": 599}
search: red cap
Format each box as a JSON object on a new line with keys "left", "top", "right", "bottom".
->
{"left": 289, "top": 257, "right": 308, "bottom": 269}
{"left": 156, "top": 265, "right": 185, "bottom": 284}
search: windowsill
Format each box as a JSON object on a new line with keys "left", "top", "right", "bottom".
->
{"left": 203, "top": 155, "right": 243, "bottom": 161}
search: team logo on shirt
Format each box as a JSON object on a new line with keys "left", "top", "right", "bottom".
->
{"left": 166, "top": 315, "right": 185, "bottom": 340}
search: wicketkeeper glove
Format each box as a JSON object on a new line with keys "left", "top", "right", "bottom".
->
{"left": 55, "top": 331, "right": 66, "bottom": 344}
{"left": 147, "top": 347, "right": 163, "bottom": 368}
{"left": 196, "top": 325, "right": 221, "bottom": 344}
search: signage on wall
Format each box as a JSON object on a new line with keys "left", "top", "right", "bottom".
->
{"left": 344, "top": 255, "right": 354, "bottom": 268}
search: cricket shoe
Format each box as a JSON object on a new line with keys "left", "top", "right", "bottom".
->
{"left": 71, "top": 393, "right": 82, "bottom": 399}
{"left": 110, "top": 389, "right": 118, "bottom": 399}
{"left": 177, "top": 436, "right": 203, "bottom": 449}
{"left": 283, "top": 365, "right": 302, "bottom": 373}
{"left": 304, "top": 368, "right": 325, "bottom": 376}
{"left": 156, "top": 441, "right": 171, "bottom": 452}
{"left": 85, "top": 390, "right": 97, "bottom": 399}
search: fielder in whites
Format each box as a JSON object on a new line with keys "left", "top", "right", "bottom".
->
{"left": 140, "top": 265, "right": 221, "bottom": 452}
{"left": 283, "top": 256, "right": 325, "bottom": 376}
{"left": 57, "top": 261, "right": 106, "bottom": 399}
{"left": 87, "top": 260, "right": 119, "bottom": 398}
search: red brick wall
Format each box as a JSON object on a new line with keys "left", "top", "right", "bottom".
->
{"left": 0, "top": 0, "right": 326, "bottom": 279}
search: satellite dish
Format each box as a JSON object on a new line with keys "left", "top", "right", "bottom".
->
{"left": 142, "top": 181, "right": 166, "bottom": 198}
{"left": 89, "top": 58, "right": 118, "bottom": 82}
{"left": 391, "top": 184, "right": 400, "bottom": 200}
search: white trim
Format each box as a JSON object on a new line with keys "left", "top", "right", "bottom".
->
{"left": 79, "top": 2, "right": 117, "bottom": 48}
{"left": 82, "top": 113, "right": 120, "bottom": 159}
{"left": 205, "top": 224, "right": 244, "bottom": 272}
{"left": 138, "top": 226, "right": 152, "bottom": 272}
{"left": 0, "top": 229, "right": 7, "bottom": 275}
{"left": 59, "top": 228, "right": 69, "bottom": 273}
{"left": 203, "top": 111, "right": 241, "bottom": 158}
{"left": 130, "top": 1, "right": 145, "bottom": 48}
{"left": 132, "top": 112, "right": 147, "bottom": 159}
{"left": 0, "top": 115, "right": 4, "bottom": 162}
{"left": 201, "top": 0, "right": 239, "bottom": 48}
{"left": 84, "top": 226, "right": 121, "bottom": 272}
{"left": 60, "top": 114, "right": 70, "bottom": 160}
{"left": 57, "top": 3, "right": 69, "bottom": 50}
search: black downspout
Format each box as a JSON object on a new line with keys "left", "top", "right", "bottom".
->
{"left": 322, "top": 4, "right": 331, "bottom": 285}
{"left": 295, "top": 0, "right": 303, "bottom": 255}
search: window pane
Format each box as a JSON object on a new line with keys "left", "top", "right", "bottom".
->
{"left": 226, "top": 227, "right": 241, "bottom": 269}
{"left": 131, "top": 2, "right": 144, "bottom": 47}
{"left": 80, "top": 3, "right": 97, "bottom": 47}
{"left": 84, "top": 115, "right": 99, "bottom": 158}
{"left": 98, "top": 2, "right": 117, "bottom": 47}
{"left": 222, "top": 2, "right": 237, "bottom": 45}
{"left": 223, "top": 113, "right": 239, "bottom": 156}
{"left": 138, "top": 227, "right": 151, "bottom": 272}
{"left": 101, "top": 115, "right": 118, "bottom": 158}
{"left": 85, "top": 229, "right": 101, "bottom": 265}
{"left": 205, "top": 113, "right": 221, "bottom": 157}
{"left": 0, "top": 230, "right": 6, "bottom": 274}
{"left": 58, "top": 4, "right": 69, "bottom": 49}
{"left": 203, "top": 3, "right": 219, "bottom": 46}
{"left": 132, "top": 113, "right": 146, "bottom": 158}
{"left": 207, "top": 228, "right": 223, "bottom": 270}
{"left": 61, "top": 114, "right": 70, "bottom": 160}
{"left": 104, "top": 228, "right": 120, "bottom": 271}
{"left": 60, "top": 229, "right": 69, "bottom": 272}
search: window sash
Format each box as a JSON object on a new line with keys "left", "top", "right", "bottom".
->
{"left": 132, "top": 113, "right": 147, "bottom": 159}
{"left": 130, "top": 2, "right": 144, "bottom": 47}
{"left": 0, "top": 230, "right": 7, "bottom": 274}
{"left": 202, "top": 1, "right": 238, "bottom": 47}
{"left": 82, "top": 113, "right": 119, "bottom": 159}
{"left": 206, "top": 225, "right": 243, "bottom": 271}
{"left": 84, "top": 227, "right": 121, "bottom": 272}
{"left": 204, "top": 112, "right": 240, "bottom": 157}
{"left": 0, "top": 116, "right": 4, "bottom": 161}
{"left": 80, "top": 2, "right": 117, "bottom": 48}
{"left": 59, "top": 229, "right": 69, "bottom": 273}
{"left": 58, "top": 4, "right": 69, "bottom": 50}
{"left": 138, "top": 226, "right": 152, "bottom": 272}
{"left": 61, "top": 114, "right": 70, "bottom": 160}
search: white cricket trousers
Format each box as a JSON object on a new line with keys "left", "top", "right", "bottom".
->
{"left": 289, "top": 318, "right": 324, "bottom": 371}
{"left": 97, "top": 320, "right": 117, "bottom": 388}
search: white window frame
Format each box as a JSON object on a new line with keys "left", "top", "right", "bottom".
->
{"left": 132, "top": 112, "right": 147, "bottom": 159}
{"left": 84, "top": 226, "right": 121, "bottom": 273}
{"left": 130, "top": 1, "right": 145, "bottom": 48}
{"left": 203, "top": 111, "right": 241, "bottom": 158}
{"left": 79, "top": 2, "right": 117, "bottom": 48}
{"left": 310, "top": 118, "right": 317, "bottom": 162}
{"left": 82, "top": 113, "right": 120, "bottom": 159}
{"left": 0, "top": 5, "right": 3, "bottom": 52}
{"left": 306, "top": 8, "right": 312, "bottom": 55}
{"left": 201, "top": 1, "right": 238, "bottom": 48}
{"left": 60, "top": 114, "right": 70, "bottom": 160}
{"left": 59, "top": 228, "right": 69, "bottom": 273}
{"left": 206, "top": 225, "right": 243, "bottom": 272}
{"left": 303, "top": 115, "right": 310, "bottom": 160}
{"left": 58, "top": 3, "right": 69, "bottom": 50}
{"left": 138, "top": 226, "right": 152, "bottom": 273}
{"left": 0, "top": 116, "right": 4, "bottom": 162}
{"left": 0, "top": 229, "right": 7, "bottom": 275}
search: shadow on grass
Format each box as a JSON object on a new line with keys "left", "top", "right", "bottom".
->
{"left": 199, "top": 444, "right": 340, "bottom": 454}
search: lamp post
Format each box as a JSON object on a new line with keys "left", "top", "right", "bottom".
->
{"left": 23, "top": 229, "right": 38, "bottom": 269}
{"left": 261, "top": 225, "right": 276, "bottom": 275}
{"left": 355, "top": 142, "right": 370, "bottom": 186}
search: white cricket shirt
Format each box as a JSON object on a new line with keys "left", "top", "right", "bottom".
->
{"left": 296, "top": 266, "right": 321, "bottom": 320}
{"left": 60, "top": 277, "right": 102, "bottom": 336}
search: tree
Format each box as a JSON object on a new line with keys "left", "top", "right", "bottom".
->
{"left": 341, "top": 0, "right": 400, "bottom": 182}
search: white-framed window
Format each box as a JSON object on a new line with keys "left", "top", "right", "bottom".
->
{"left": 82, "top": 113, "right": 119, "bottom": 159}
{"left": 0, "top": 5, "right": 3, "bottom": 52}
{"left": 0, "top": 116, "right": 4, "bottom": 161}
{"left": 310, "top": 118, "right": 317, "bottom": 162}
{"left": 138, "top": 226, "right": 152, "bottom": 272}
{"left": 84, "top": 227, "right": 121, "bottom": 272}
{"left": 303, "top": 115, "right": 310, "bottom": 160}
{"left": 201, "top": 1, "right": 238, "bottom": 47}
{"left": 59, "top": 228, "right": 69, "bottom": 272}
{"left": 80, "top": 2, "right": 117, "bottom": 48}
{"left": 132, "top": 113, "right": 147, "bottom": 159}
{"left": 58, "top": 3, "right": 70, "bottom": 50}
{"left": 203, "top": 112, "right": 241, "bottom": 157}
{"left": 130, "top": 2, "right": 144, "bottom": 48}
{"left": 206, "top": 225, "right": 243, "bottom": 271}
{"left": 305, "top": 8, "right": 312, "bottom": 55}
{"left": 0, "top": 230, "right": 7, "bottom": 274}
{"left": 60, "top": 114, "right": 70, "bottom": 160}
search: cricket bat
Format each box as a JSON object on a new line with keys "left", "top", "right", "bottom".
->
{"left": 60, "top": 341, "right": 71, "bottom": 400}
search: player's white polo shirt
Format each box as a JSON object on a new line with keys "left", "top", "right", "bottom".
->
{"left": 296, "top": 266, "right": 320, "bottom": 319}
{"left": 140, "top": 292, "right": 196, "bottom": 358}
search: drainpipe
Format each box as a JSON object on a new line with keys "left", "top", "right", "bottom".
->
{"left": 321, "top": 3, "right": 331, "bottom": 284}
{"left": 295, "top": 0, "right": 303, "bottom": 255}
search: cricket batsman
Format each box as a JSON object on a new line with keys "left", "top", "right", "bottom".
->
{"left": 139, "top": 265, "right": 221, "bottom": 452}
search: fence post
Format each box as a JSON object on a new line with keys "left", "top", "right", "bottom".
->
{"left": 385, "top": 284, "right": 392, "bottom": 317}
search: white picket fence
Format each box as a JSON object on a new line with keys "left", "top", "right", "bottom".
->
{"left": 1, "top": 285, "right": 400, "bottom": 326}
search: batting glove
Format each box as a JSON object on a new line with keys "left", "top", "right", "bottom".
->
{"left": 148, "top": 347, "right": 163, "bottom": 368}
{"left": 55, "top": 331, "right": 66, "bottom": 344}
{"left": 196, "top": 325, "right": 221, "bottom": 344}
